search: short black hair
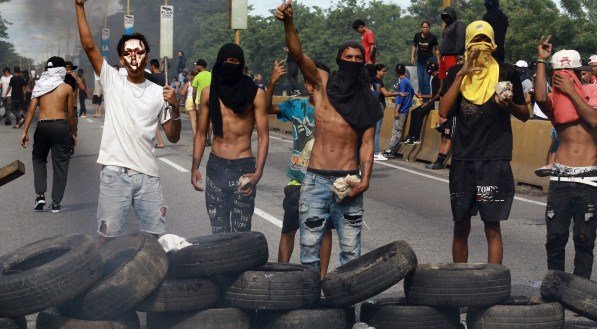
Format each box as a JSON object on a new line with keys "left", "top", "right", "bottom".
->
{"left": 13, "top": 66, "right": 20, "bottom": 73}
{"left": 150, "top": 59, "right": 160, "bottom": 68}
{"left": 117, "top": 33, "right": 150, "bottom": 57}
{"left": 395, "top": 63, "right": 406, "bottom": 75}
{"left": 2, "top": 67, "right": 9, "bottom": 73}
{"left": 352, "top": 19, "right": 366, "bottom": 30}
{"left": 375, "top": 64, "right": 386, "bottom": 71}
{"left": 315, "top": 62, "right": 331, "bottom": 74}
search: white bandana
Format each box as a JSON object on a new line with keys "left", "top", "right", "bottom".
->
{"left": 32, "top": 67, "right": 66, "bottom": 99}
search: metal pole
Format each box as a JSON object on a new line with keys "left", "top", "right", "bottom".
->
{"left": 234, "top": 30, "right": 240, "bottom": 45}
{"left": 127, "top": 0, "right": 130, "bottom": 15}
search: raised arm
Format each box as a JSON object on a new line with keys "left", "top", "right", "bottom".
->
{"left": 534, "top": 35, "right": 553, "bottom": 113}
{"left": 75, "top": 1, "right": 103, "bottom": 75}
{"left": 239, "top": 89, "right": 269, "bottom": 196}
{"left": 266, "top": 60, "right": 286, "bottom": 114}
{"left": 275, "top": 1, "right": 321, "bottom": 89}
{"left": 191, "top": 87, "right": 211, "bottom": 191}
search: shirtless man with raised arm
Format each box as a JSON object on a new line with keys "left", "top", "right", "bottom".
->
{"left": 75, "top": 0, "right": 181, "bottom": 243}
{"left": 534, "top": 36, "right": 597, "bottom": 279}
{"left": 20, "top": 56, "right": 76, "bottom": 213}
{"left": 275, "top": 1, "right": 382, "bottom": 268}
{"left": 191, "top": 43, "right": 269, "bottom": 234}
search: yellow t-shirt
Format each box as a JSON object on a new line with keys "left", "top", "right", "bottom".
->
{"left": 191, "top": 71, "right": 212, "bottom": 106}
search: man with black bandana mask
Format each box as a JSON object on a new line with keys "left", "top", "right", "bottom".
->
{"left": 275, "top": 1, "right": 382, "bottom": 269}
{"left": 191, "top": 43, "right": 269, "bottom": 234}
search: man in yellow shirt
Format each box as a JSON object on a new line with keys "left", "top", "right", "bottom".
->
{"left": 192, "top": 59, "right": 212, "bottom": 144}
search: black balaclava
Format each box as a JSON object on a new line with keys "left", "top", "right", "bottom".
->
{"left": 209, "top": 43, "right": 258, "bottom": 137}
{"left": 326, "top": 41, "right": 383, "bottom": 131}
{"left": 484, "top": 0, "right": 501, "bottom": 12}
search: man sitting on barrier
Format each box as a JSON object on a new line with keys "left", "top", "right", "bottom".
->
{"left": 534, "top": 36, "right": 597, "bottom": 279}
{"left": 439, "top": 21, "right": 529, "bottom": 265}
{"left": 275, "top": 0, "right": 382, "bottom": 269}
{"left": 404, "top": 62, "right": 441, "bottom": 145}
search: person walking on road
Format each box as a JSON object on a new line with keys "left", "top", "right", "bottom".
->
{"left": 19, "top": 56, "right": 77, "bottom": 213}
{"left": 265, "top": 60, "right": 334, "bottom": 278}
{"left": 192, "top": 59, "right": 212, "bottom": 145}
{"left": 439, "top": 21, "right": 529, "bottom": 265}
{"left": 76, "top": 69, "right": 88, "bottom": 117}
{"left": 5, "top": 66, "right": 26, "bottom": 128}
{"left": 276, "top": 1, "right": 382, "bottom": 269}
{"left": 92, "top": 76, "right": 103, "bottom": 118}
{"left": 180, "top": 70, "right": 197, "bottom": 136}
{"left": 75, "top": 0, "right": 181, "bottom": 244}
{"left": 1, "top": 67, "right": 12, "bottom": 125}
{"left": 177, "top": 50, "right": 186, "bottom": 83}
{"left": 534, "top": 37, "right": 597, "bottom": 279}
{"left": 191, "top": 43, "right": 269, "bottom": 234}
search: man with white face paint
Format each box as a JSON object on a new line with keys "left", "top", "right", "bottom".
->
{"left": 76, "top": 0, "right": 181, "bottom": 245}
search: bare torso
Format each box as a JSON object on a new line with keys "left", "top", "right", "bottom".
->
{"left": 309, "top": 76, "right": 359, "bottom": 171}
{"left": 555, "top": 122, "right": 597, "bottom": 167}
{"left": 211, "top": 99, "right": 255, "bottom": 160}
{"left": 38, "top": 84, "right": 72, "bottom": 120}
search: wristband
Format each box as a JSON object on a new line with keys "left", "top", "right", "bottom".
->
{"left": 171, "top": 116, "right": 181, "bottom": 121}
{"left": 537, "top": 59, "right": 548, "bottom": 65}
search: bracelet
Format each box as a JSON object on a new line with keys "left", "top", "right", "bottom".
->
{"left": 171, "top": 116, "right": 181, "bottom": 121}
{"left": 537, "top": 59, "right": 548, "bottom": 65}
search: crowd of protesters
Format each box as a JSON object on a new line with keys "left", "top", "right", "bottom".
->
{"left": 2, "top": 0, "right": 593, "bottom": 285}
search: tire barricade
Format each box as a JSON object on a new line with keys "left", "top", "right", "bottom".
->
{"left": 0, "top": 232, "right": 593, "bottom": 328}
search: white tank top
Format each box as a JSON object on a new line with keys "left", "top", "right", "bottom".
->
{"left": 186, "top": 83, "right": 193, "bottom": 100}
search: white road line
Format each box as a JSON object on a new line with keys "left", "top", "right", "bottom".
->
{"left": 254, "top": 207, "right": 283, "bottom": 228}
{"left": 270, "top": 135, "right": 547, "bottom": 207}
{"left": 86, "top": 118, "right": 94, "bottom": 123}
{"left": 270, "top": 135, "right": 292, "bottom": 143}
{"left": 158, "top": 157, "right": 190, "bottom": 173}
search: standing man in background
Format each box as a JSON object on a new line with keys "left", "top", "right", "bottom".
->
{"left": 5, "top": 66, "right": 26, "bottom": 128}
{"left": 439, "top": 6, "right": 465, "bottom": 80}
{"left": 483, "top": 0, "right": 508, "bottom": 62}
{"left": 192, "top": 59, "right": 212, "bottom": 145}
{"left": 411, "top": 21, "right": 440, "bottom": 100}
{"left": 353, "top": 19, "right": 376, "bottom": 65}
{"left": 1, "top": 67, "right": 12, "bottom": 125}
{"left": 177, "top": 50, "right": 186, "bottom": 83}
{"left": 77, "top": 69, "right": 88, "bottom": 118}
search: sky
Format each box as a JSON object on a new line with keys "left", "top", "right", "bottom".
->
{"left": 0, "top": 0, "right": 410, "bottom": 66}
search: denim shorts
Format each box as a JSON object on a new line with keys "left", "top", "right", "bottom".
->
{"left": 299, "top": 170, "right": 364, "bottom": 269}
{"left": 97, "top": 166, "right": 167, "bottom": 237}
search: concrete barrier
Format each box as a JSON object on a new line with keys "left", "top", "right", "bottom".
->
{"left": 270, "top": 96, "right": 552, "bottom": 191}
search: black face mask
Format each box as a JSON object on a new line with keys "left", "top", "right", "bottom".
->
{"left": 219, "top": 62, "right": 243, "bottom": 83}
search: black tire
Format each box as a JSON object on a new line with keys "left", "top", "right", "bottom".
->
{"left": 467, "top": 296, "right": 564, "bottom": 329}
{"left": 146, "top": 308, "right": 251, "bottom": 329}
{"left": 0, "top": 317, "right": 26, "bottom": 329}
{"left": 360, "top": 297, "right": 461, "bottom": 329}
{"left": 404, "top": 263, "right": 511, "bottom": 307}
{"left": 256, "top": 308, "right": 353, "bottom": 329}
{"left": 58, "top": 233, "right": 169, "bottom": 320}
{"left": 168, "top": 232, "right": 268, "bottom": 278}
{"left": 136, "top": 277, "right": 220, "bottom": 312}
{"left": 540, "top": 270, "right": 597, "bottom": 321}
{"left": 322, "top": 241, "right": 417, "bottom": 306}
{"left": 0, "top": 234, "right": 101, "bottom": 317}
{"left": 222, "top": 262, "right": 320, "bottom": 310}
{"left": 35, "top": 309, "right": 140, "bottom": 329}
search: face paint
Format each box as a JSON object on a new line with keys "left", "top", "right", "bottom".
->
{"left": 122, "top": 39, "right": 147, "bottom": 73}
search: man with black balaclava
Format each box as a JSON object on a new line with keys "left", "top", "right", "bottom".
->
{"left": 191, "top": 43, "right": 269, "bottom": 234}
{"left": 275, "top": 1, "right": 382, "bottom": 269}
{"left": 483, "top": 0, "right": 508, "bottom": 62}
{"left": 439, "top": 6, "right": 466, "bottom": 80}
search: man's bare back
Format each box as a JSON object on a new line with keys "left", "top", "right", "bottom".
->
{"left": 309, "top": 74, "right": 360, "bottom": 171}
{"left": 38, "top": 84, "right": 74, "bottom": 120}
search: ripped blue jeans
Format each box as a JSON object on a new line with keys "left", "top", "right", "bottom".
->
{"left": 299, "top": 170, "right": 364, "bottom": 269}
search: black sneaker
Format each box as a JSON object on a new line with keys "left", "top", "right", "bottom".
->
{"left": 383, "top": 151, "right": 399, "bottom": 159}
{"left": 50, "top": 202, "right": 61, "bottom": 214}
{"left": 34, "top": 194, "right": 46, "bottom": 211}
{"left": 404, "top": 137, "right": 414, "bottom": 145}
{"left": 425, "top": 162, "right": 444, "bottom": 170}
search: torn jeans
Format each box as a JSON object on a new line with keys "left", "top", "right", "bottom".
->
{"left": 299, "top": 170, "right": 364, "bottom": 269}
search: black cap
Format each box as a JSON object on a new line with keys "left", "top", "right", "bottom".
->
{"left": 194, "top": 59, "right": 207, "bottom": 67}
{"left": 46, "top": 57, "right": 66, "bottom": 69}
{"left": 64, "top": 61, "right": 78, "bottom": 70}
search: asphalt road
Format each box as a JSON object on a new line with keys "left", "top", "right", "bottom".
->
{"left": 0, "top": 102, "right": 595, "bottom": 328}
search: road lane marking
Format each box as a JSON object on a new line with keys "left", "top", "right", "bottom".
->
{"left": 158, "top": 158, "right": 189, "bottom": 172}
{"left": 255, "top": 207, "right": 283, "bottom": 228}
{"left": 270, "top": 134, "right": 547, "bottom": 207}
{"left": 270, "top": 135, "right": 292, "bottom": 143}
{"left": 86, "top": 118, "right": 94, "bottom": 123}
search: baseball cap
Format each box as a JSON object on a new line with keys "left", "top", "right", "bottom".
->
{"left": 515, "top": 60, "right": 528, "bottom": 68}
{"left": 46, "top": 56, "right": 66, "bottom": 69}
{"left": 551, "top": 50, "right": 588, "bottom": 70}
{"left": 589, "top": 55, "right": 597, "bottom": 65}
{"left": 64, "top": 61, "right": 78, "bottom": 70}
{"left": 194, "top": 59, "right": 207, "bottom": 67}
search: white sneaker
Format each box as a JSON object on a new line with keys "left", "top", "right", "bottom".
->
{"left": 374, "top": 153, "right": 388, "bottom": 161}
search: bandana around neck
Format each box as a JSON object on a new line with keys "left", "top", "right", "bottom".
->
{"left": 32, "top": 67, "right": 66, "bottom": 99}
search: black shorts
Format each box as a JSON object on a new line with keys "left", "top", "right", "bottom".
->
{"left": 449, "top": 160, "right": 514, "bottom": 222}
{"left": 441, "top": 116, "right": 456, "bottom": 139}
{"left": 282, "top": 185, "right": 301, "bottom": 233}
{"left": 92, "top": 95, "right": 103, "bottom": 105}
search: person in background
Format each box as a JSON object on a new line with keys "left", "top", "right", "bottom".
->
{"left": 92, "top": 75, "right": 103, "bottom": 118}
{"left": 284, "top": 41, "right": 301, "bottom": 97}
{"left": 5, "top": 66, "right": 26, "bottom": 128}
{"left": 353, "top": 19, "right": 376, "bottom": 65}
{"left": 181, "top": 70, "right": 198, "bottom": 136}
{"left": 1, "top": 67, "right": 12, "bottom": 125}
{"left": 177, "top": 50, "right": 186, "bottom": 83}
{"left": 253, "top": 73, "right": 267, "bottom": 91}
{"left": 589, "top": 55, "right": 597, "bottom": 77}
{"left": 515, "top": 60, "right": 534, "bottom": 106}
{"left": 76, "top": 69, "right": 88, "bottom": 117}
{"left": 404, "top": 62, "right": 441, "bottom": 145}
{"left": 192, "top": 59, "right": 212, "bottom": 145}
{"left": 483, "top": 0, "right": 508, "bottom": 62}
{"left": 150, "top": 58, "right": 167, "bottom": 149}
{"left": 373, "top": 64, "right": 400, "bottom": 161}
{"left": 411, "top": 21, "right": 440, "bottom": 100}
{"left": 383, "top": 63, "right": 415, "bottom": 159}
{"left": 580, "top": 67, "right": 596, "bottom": 85}
{"left": 439, "top": 6, "right": 465, "bottom": 80}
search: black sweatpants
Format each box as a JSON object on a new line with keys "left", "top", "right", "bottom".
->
{"left": 287, "top": 61, "right": 300, "bottom": 91}
{"left": 545, "top": 179, "right": 596, "bottom": 279}
{"left": 205, "top": 153, "right": 256, "bottom": 234}
{"left": 407, "top": 105, "right": 433, "bottom": 140}
{"left": 32, "top": 119, "right": 73, "bottom": 203}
